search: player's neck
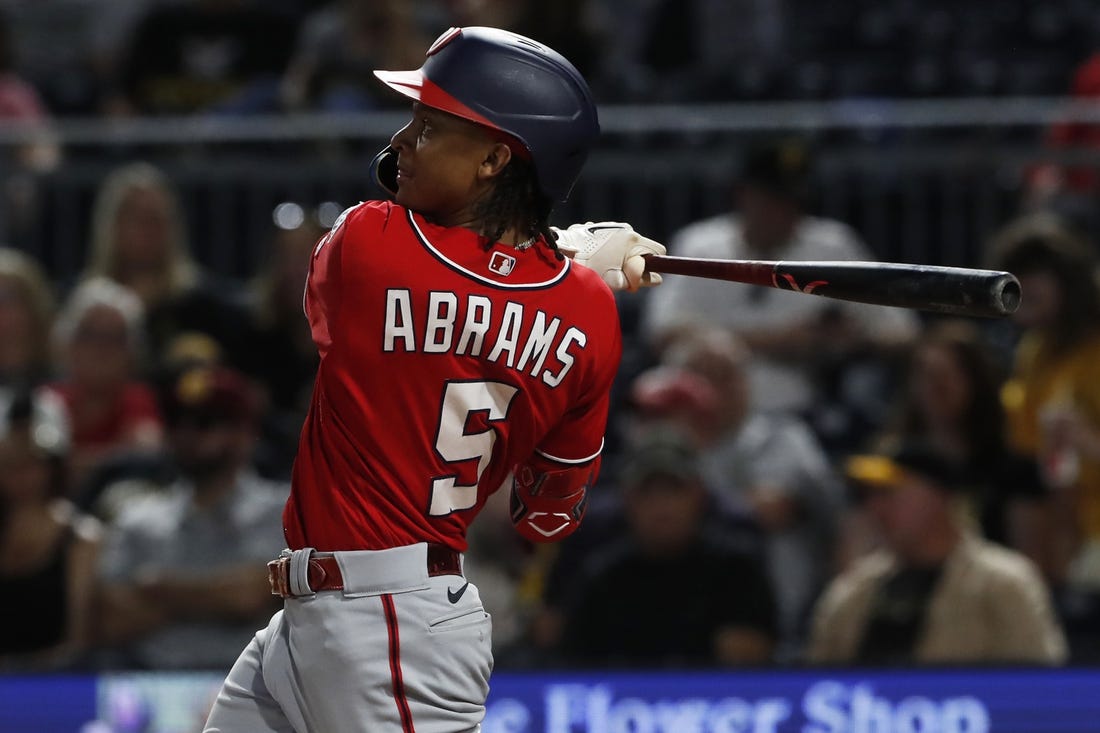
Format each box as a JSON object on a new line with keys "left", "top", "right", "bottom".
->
{"left": 497, "top": 227, "right": 537, "bottom": 248}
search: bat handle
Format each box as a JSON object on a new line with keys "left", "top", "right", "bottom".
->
{"left": 643, "top": 254, "right": 777, "bottom": 288}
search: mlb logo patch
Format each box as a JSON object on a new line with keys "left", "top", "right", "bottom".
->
{"left": 489, "top": 251, "right": 516, "bottom": 277}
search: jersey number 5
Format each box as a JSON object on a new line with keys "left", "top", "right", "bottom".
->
{"left": 429, "top": 380, "right": 519, "bottom": 516}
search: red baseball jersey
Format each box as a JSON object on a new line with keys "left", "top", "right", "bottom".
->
{"left": 283, "top": 201, "right": 622, "bottom": 552}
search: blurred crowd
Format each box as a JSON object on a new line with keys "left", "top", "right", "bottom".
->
{"left": 1, "top": 0, "right": 1100, "bottom": 121}
{"left": 1, "top": 0, "right": 1100, "bottom": 676}
{"left": 1, "top": 136, "right": 1098, "bottom": 674}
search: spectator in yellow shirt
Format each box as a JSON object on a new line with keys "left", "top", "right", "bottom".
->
{"left": 991, "top": 213, "right": 1100, "bottom": 591}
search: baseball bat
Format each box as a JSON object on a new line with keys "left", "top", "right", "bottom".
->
{"left": 642, "top": 256, "right": 1021, "bottom": 318}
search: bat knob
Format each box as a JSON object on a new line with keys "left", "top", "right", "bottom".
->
{"left": 994, "top": 274, "right": 1022, "bottom": 316}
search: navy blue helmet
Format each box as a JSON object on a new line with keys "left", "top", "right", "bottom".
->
{"left": 372, "top": 26, "right": 600, "bottom": 203}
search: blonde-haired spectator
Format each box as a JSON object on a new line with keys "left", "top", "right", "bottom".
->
{"left": 47, "top": 277, "right": 163, "bottom": 492}
{"left": 83, "top": 160, "right": 251, "bottom": 374}
{"left": 0, "top": 247, "right": 55, "bottom": 391}
{"left": 84, "top": 161, "right": 197, "bottom": 311}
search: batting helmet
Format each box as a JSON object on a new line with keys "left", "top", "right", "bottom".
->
{"left": 372, "top": 26, "right": 600, "bottom": 203}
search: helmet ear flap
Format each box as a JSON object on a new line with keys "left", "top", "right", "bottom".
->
{"left": 370, "top": 146, "right": 399, "bottom": 198}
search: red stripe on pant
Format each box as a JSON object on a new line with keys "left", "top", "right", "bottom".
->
{"left": 382, "top": 594, "right": 416, "bottom": 733}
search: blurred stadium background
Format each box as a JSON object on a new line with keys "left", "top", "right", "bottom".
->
{"left": 5, "top": 0, "right": 1100, "bottom": 731}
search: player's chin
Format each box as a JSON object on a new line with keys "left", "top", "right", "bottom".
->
{"left": 393, "top": 185, "right": 417, "bottom": 210}
{"left": 395, "top": 187, "right": 442, "bottom": 219}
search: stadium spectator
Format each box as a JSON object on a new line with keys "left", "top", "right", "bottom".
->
{"left": 632, "top": 328, "right": 844, "bottom": 658}
{"left": 280, "top": 0, "right": 431, "bottom": 112}
{"left": 0, "top": 0, "right": 164, "bottom": 116}
{"left": 874, "top": 319, "right": 1050, "bottom": 569}
{"left": 555, "top": 428, "right": 777, "bottom": 667}
{"left": 0, "top": 8, "right": 59, "bottom": 171}
{"left": 95, "top": 365, "right": 284, "bottom": 670}
{"left": 0, "top": 388, "right": 100, "bottom": 669}
{"left": 991, "top": 215, "right": 1100, "bottom": 599}
{"left": 47, "top": 278, "right": 163, "bottom": 493}
{"left": 0, "top": 248, "right": 56, "bottom": 398}
{"left": 240, "top": 202, "right": 325, "bottom": 477}
{"left": 84, "top": 162, "right": 197, "bottom": 312}
{"left": 0, "top": 9, "right": 60, "bottom": 246}
{"left": 641, "top": 138, "right": 917, "bottom": 448}
{"left": 808, "top": 441, "right": 1067, "bottom": 666}
{"left": 992, "top": 211, "right": 1100, "bottom": 663}
{"left": 1023, "top": 51, "right": 1100, "bottom": 226}
{"left": 592, "top": 0, "right": 786, "bottom": 102}
{"left": 83, "top": 161, "right": 251, "bottom": 372}
{"left": 110, "top": 0, "right": 296, "bottom": 116}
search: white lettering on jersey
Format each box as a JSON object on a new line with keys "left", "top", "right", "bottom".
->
{"left": 487, "top": 302, "right": 523, "bottom": 368}
{"left": 455, "top": 295, "right": 491, "bottom": 357}
{"left": 517, "top": 311, "right": 560, "bottom": 377}
{"left": 424, "top": 291, "right": 458, "bottom": 353}
{"left": 383, "top": 289, "right": 416, "bottom": 352}
{"left": 382, "top": 289, "right": 589, "bottom": 388}
{"left": 544, "top": 327, "right": 586, "bottom": 387}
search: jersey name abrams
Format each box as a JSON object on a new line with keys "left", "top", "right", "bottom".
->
{"left": 383, "top": 289, "right": 587, "bottom": 388}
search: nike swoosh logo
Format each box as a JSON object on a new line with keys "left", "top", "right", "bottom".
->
{"left": 447, "top": 581, "right": 470, "bottom": 604}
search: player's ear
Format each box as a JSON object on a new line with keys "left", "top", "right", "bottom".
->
{"left": 478, "top": 143, "right": 513, "bottom": 182}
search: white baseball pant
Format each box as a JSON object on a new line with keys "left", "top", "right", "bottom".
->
{"left": 204, "top": 543, "right": 492, "bottom": 733}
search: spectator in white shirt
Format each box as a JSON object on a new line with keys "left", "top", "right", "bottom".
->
{"left": 632, "top": 328, "right": 845, "bottom": 658}
{"left": 642, "top": 139, "right": 918, "bottom": 422}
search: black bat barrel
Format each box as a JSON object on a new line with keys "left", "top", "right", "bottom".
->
{"left": 770, "top": 261, "right": 1021, "bottom": 318}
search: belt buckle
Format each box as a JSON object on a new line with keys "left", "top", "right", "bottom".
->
{"left": 267, "top": 555, "right": 292, "bottom": 598}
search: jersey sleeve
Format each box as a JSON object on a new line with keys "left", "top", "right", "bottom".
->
{"left": 534, "top": 390, "right": 612, "bottom": 465}
{"left": 305, "top": 200, "right": 393, "bottom": 357}
{"left": 535, "top": 288, "right": 622, "bottom": 465}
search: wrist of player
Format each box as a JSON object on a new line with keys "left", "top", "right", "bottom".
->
{"left": 509, "top": 455, "right": 599, "bottom": 543}
{"left": 552, "top": 221, "right": 666, "bottom": 291}
{"left": 510, "top": 485, "right": 588, "bottom": 544}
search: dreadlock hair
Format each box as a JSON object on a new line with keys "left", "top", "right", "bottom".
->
{"left": 473, "top": 156, "right": 563, "bottom": 260}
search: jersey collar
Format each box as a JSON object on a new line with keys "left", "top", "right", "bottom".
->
{"left": 405, "top": 208, "right": 570, "bottom": 290}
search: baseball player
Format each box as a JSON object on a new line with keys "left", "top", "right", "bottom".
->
{"left": 204, "top": 26, "right": 664, "bottom": 733}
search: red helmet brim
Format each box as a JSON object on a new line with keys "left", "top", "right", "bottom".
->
{"left": 373, "top": 69, "right": 500, "bottom": 131}
{"left": 373, "top": 68, "right": 531, "bottom": 159}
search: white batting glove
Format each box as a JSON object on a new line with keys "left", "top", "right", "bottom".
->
{"left": 552, "top": 222, "right": 666, "bottom": 291}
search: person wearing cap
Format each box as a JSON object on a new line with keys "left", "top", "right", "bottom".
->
{"left": 203, "top": 26, "right": 664, "bottom": 733}
{"left": 807, "top": 441, "right": 1067, "bottom": 665}
{"left": 95, "top": 365, "right": 286, "bottom": 670}
{"left": 633, "top": 327, "right": 845, "bottom": 660}
{"left": 641, "top": 138, "right": 917, "bottom": 429}
{"left": 556, "top": 427, "right": 777, "bottom": 667}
